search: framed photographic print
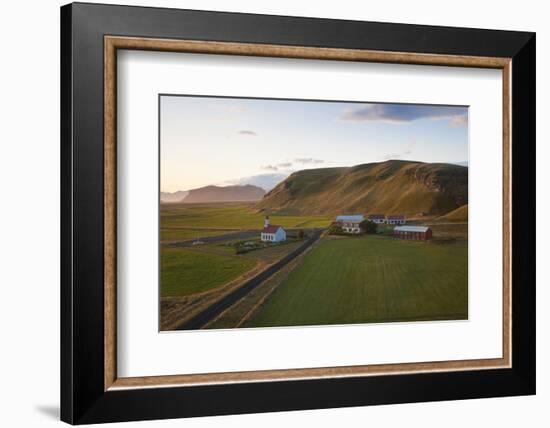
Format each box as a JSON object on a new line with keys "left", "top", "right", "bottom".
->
{"left": 60, "top": 2, "right": 536, "bottom": 424}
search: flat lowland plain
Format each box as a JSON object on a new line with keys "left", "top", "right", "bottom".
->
{"left": 159, "top": 201, "right": 327, "bottom": 298}
{"left": 160, "top": 202, "right": 330, "bottom": 297}
{"left": 246, "top": 235, "right": 468, "bottom": 328}
{"left": 161, "top": 239, "right": 306, "bottom": 298}
{"left": 160, "top": 202, "right": 332, "bottom": 242}
{"left": 160, "top": 246, "right": 258, "bottom": 297}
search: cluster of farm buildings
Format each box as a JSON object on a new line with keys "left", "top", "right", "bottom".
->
{"left": 260, "top": 214, "right": 432, "bottom": 243}
{"left": 337, "top": 214, "right": 406, "bottom": 232}
{"left": 334, "top": 214, "right": 432, "bottom": 240}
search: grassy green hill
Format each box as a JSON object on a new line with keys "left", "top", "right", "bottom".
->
{"left": 256, "top": 160, "right": 467, "bottom": 216}
{"left": 435, "top": 204, "right": 468, "bottom": 222}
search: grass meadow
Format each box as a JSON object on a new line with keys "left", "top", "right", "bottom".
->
{"left": 160, "top": 246, "right": 257, "bottom": 297}
{"left": 160, "top": 239, "right": 305, "bottom": 297}
{"left": 246, "top": 235, "right": 468, "bottom": 327}
{"left": 161, "top": 228, "right": 236, "bottom": 241}
{"left": 160, "top": 202, "right": 468, "bottom": 329}
{"left": 160, "top": 202, "right": 332, "bottom": 241}
{"left": 160, "top": 202, "right": 331, "bottom": 297}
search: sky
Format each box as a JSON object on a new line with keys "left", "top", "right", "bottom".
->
{"left": 160, "top": 95, "right": 468, "bottom": 193}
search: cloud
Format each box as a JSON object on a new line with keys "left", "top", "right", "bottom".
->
{"left": 449, "top": 115, "right": 468, "bottom": 127}
{"left": 382, "top": 140, "right": 415, "bottom": 161}
{"left": 340, "top": 104, "right": 467, "bottom": 126}
{"left": 238, "top": 130, "right": 257, "bottom": 136}
{"left": 221, "top": 173, "right": 288, "bottom": 191}
{"left": 261, "top": 159, "right": 324, "bottom": 173}
{"left": 382, "top": 153, "right": 402, "bottom": 160}
{"left": 293, "top": 158, "right": 325, "bottom": 165}
{"left": 277, "top": 162, "right": 293, "bottom": 168}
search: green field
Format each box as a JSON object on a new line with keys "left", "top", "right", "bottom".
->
{"left": 240, "top": 240, "right": 305, "bottom": 264}
{"left": 427, "top": 223, "right": 468, "bottom": 239}
{"left": 160, "top": 201, "right": 468, "bottom": 329}
{"left": 160, "top": 202, "right": 331, "bottom": 297}
{"left": 247, "top": 235, "right": 468, "bottom": 327}
{"left": 160, "top": 246, "right": 257, "bottom": 297}
{"left": 161, "top": 228, "right": 236, "bottom": 241}
{"left": 161, "top": 202, "right": 331, "bottom": 241}
{"left": 160, "top": 239, "right": 306, "bottom": 297}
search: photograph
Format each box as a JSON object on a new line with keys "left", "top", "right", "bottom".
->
{"left": 159, "top": 95, "right": 469, "bottom": 331}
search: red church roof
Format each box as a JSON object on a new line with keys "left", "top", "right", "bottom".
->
{"left": 262, "top": 224, "right": 283, "bottom": 234}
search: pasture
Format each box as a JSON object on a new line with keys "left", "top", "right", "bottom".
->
{"left": 161, "top": 228, "right": 235, "bottom": 241}
{"left": 427, "top": 222, "right": 468, "bottom": 240}
{"left": 247, "top": 235, "right": 468, "bottom": 327}
{"left": 240, "top": 240, "right": 305, "bottom": 264}
{"left": 160, "top": 202, "right": 330, "bottom": 298}
{"left": 160, "top": 246, "right": 257, "bottom": 297}
{"left": 160, "top": 239, "right": 305, "bottom": 297}
{"left": 160, "top": 202, "right": 332, "bottom": 241}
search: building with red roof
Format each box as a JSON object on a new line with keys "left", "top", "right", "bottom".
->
{"left": 393, "top": 225, "right": 432, "bottom": 240}
{"left": 260, "top": 216, "right": 287, "bottom": 242}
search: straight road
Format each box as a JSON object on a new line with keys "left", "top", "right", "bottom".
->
{"left": 175, "top": 229, "right": 323, "bottom": 330}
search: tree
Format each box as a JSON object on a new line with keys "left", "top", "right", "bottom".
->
{"left": 328, "top": 223, "right": 343, "bottom": 235}
{"left": 359, "top": 219, "right": 378, "bottom": 234}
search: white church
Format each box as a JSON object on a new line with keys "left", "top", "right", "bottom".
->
{"left": 260, "top": 216, "right": 286, "bottom": 242}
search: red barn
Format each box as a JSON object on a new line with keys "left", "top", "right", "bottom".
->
{"left": 393, "top": 225, "right": 432, "bottom": 240}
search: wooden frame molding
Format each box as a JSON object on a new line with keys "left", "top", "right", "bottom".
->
{"left": 104, "top": 35, "right": 512, "bottom": 391}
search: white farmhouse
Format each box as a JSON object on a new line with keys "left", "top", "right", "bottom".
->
{"left": 335, "top": 215, "right": 365, "bottom": 234}
{"left": 367, "top": 214, "right": 386, "bottom": 224}
{"left": 387, "top": 215, "right": 406, "bottom": 225}
{"left": 260, "top": 216, "right": 286, "bottom": 242}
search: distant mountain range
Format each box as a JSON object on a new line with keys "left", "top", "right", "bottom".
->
{"left": 255, "top": 160, "right": 468, "bottom": 216}
{"left": 160, "top": 190, "right": 189, "bottom": 203}
{"left": 220, "top": 173, "right": 288, "bottom": 192}
{"left": 161, "top": 184, "right": 265, "bottom": 204}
